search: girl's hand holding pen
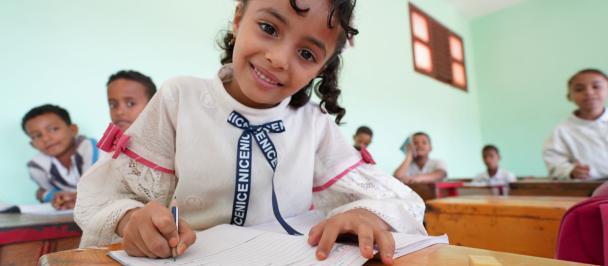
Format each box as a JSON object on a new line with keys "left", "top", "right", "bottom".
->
{"left": 116, "top": 200, "right": 196, "bottom": 258}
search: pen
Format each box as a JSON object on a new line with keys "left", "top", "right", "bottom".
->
{"left": 171, "top": 196, "right": 179, "bottom": 261}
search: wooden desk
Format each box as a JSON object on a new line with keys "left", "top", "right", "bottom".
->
{"left": 407, "top": 181, "right": 467, "bottom": 201}
{"left": 39, "top": 243, "right": 593, "bottom": 266}
{"left": 458, "top": 184, "right": 504, "bottom": 196}
{"left": 424, "top": 196, "right": 586, "bottom": 258}
{"left": 509, "top": 180, "right": 602, "bottom": 197}
{"left": 408, "top": 183, "right": 437, "bottom": 201}
{"left": 451, "top": 180, "right": 603, "bottom": 197}
{"left": 0, "top": 213, "right": 81, "bottom": 265}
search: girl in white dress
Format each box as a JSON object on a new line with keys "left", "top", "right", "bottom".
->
{"left": 75, "top": 0, "right": 425, "bottom": 264}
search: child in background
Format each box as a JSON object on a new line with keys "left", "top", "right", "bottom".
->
{"left": 543, "top": 69, "right": 608, "bottom": 179}
{"left": 471, "top": 145, "right": 516, "bottom": 195}
{"left": 353, "top": 125, "right": 373, "bottom": 151}
{"left": 22, "top": 104, "right": 98, "bottom": 210}
{"left": 107, "top": 70, "right": 157, "bottom": 132}
{"left": 393, "top": 132, "right": 447, "bottom": 184}
{"left": 75, "top": 0, "right": 425, "bottom": 264}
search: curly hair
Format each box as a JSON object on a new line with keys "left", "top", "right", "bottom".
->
{"left": 219, "top": 0, "right": 359, "bottom": 124}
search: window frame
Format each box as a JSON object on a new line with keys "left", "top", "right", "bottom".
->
{"left": 409, "top": 3, "right": 468, "bottom": 91}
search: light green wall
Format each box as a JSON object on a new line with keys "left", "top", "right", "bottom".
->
{"left": 1, "top": 0, "right": 234, "bottom": 204}
{"left": 1, "top": 0, "right": 484, "bottom": 205}
{"left": 472, "top": 0, "right": 608, "bottom": 176}
{"left": 340, "top": 0, "right": 483, "bottom": 178}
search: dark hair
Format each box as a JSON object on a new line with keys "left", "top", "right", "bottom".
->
{"left": 219, "top": 0, "right": 358, "bottom": 124}
{"left": 107, "top": 70, "right": 157, "bottom": 100}
{"left": 412, "top": 132, "right": 431, "bottom": 145}
{"left": 355, "top": 126, "right": 373, "bottom": 137}
{"left": 482, "top": 144, "right": 499, "bottom": 155}
{"left": 567, "top": 68, "right": 608, "bottom": 87}
{"left": 22, "top": 104, "right": 72, "bottom": 133}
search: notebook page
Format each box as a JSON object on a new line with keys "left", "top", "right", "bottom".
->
{"left": 108, "top": 224, "right": 366, "bottom": 266}
{"left": 18, "top": 203, "right": 74, "bottom": 215}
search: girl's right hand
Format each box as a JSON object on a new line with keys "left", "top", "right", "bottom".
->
{"left": 117, "top": 200, "right": 196, "bottom": 258}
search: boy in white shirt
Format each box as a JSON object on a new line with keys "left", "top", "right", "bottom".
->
{"left": 543, "top": 69, "right": 608, "bottom": 179}
{"left": 472, "top": 145, "right": 516, "bottom": 195}
{"left": 393, "top": 132, "right": 447, "bottom": 184}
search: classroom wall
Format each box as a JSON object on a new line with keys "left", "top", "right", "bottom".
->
{"left": 471, "top": 0, "right": 608, "bottom": 176}
{"left": 340, "top": 0, "right": 483, "bottom": 178}
{"left": 0, "top": 0, "right": 234, "bottom": 204}
{"left": 1, "top": 0, "right": 484, "bottom": 205}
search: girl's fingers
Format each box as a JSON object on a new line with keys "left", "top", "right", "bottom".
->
{"left": 307, "top": 221, "right": 326, "bottom": 246}
{"left": 356, "top": 224, "right": 374, "bottom": 259}
{"left": 177, "top": 219, "right": 197, "bottom": 255}
{"left": 122, "top": 240, "right": 145, "bottom": 257}
{"left": 315, "top": 221, "right": 342, "bottom": 260}
{"left": 139, "top": 217, "right": 171, "bottom": 258}
{"left": 128, "top": 228, "right": 156, "bottom": 258}
{"left": 151, "top": 212, "right": 179, "bottom": 246}
{"left": 375, "top": 230, "right": 395, "bottom": 265}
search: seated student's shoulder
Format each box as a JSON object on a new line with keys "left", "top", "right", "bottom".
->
{"left": 27, "top": 152, "right": 52, "bottom": 170}
{"left": 158, "top": 76, "right": 218, "bottom": 98}
{"left": 502, "top": 169, "right": 517, "bottom": 182}
{"left": 430, "top": 158, "right": 448, "bottom": 170}
{"left": 552, "top": 115, "right": 587, "bottom": 135}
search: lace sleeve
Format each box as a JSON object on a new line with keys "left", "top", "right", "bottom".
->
{"left": 312, "top": 163, "right": 426, "bottom": 235}
{"left": 75, "top": 154, "right": 177, "bottom": 247}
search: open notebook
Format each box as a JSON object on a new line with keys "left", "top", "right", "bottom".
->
{"left": 108, "top": 211, "right": 448, "bottom": 266}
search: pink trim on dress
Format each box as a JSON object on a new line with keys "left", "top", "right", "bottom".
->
{"left": 97, "top": 123, "right": 175, "bottom": 175}
{"left": 312, "top": 147, "right": 377, "bottom": 192}
{"left": 312, "top": 160, "right": 365, "bottom": 192}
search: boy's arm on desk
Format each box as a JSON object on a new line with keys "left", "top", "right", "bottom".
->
{"left": 39, "top": 243, "right": 594, "bottom": 266}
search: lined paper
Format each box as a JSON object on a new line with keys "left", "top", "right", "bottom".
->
{"left": 108, "top": 211, "right": 448, "bottom": 266}
{"left": 109, "top": 224, "right": 366, "bottom": 266}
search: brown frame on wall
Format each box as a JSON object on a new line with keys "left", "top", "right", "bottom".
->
{"left": 409, "top": 2, "right": 468, "bottom": 91}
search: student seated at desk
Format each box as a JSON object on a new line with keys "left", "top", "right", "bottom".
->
{"left": 393, "top": 132, "right": 447, "bottom": 184}
{"left": 74, "top": 1, "right": 425, "bottom": 264}
{"left": 471, "top": 145, "right": 516, "bottom": 195}
{"left": 22, "top": 104, "right": 99, "bottom": 210}
{"left": 352, "top": 125, "right": 373, "bottom": 151}
{"left": 543, "top": 68, "right": 608, "bottom": 180}
{"left": 106, "top": 70, "right": 157, "bottom": 132}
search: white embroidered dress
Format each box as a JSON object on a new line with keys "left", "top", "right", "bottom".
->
{"left": 75, "top": 67, "right": 426, "bottom": 247}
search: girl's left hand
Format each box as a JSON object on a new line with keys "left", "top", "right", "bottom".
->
{"left": 308, "top": 208, "right": 395, "bottom": 265}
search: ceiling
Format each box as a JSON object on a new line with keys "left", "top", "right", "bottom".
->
{"left": 442, "top": 0, "right": 525, "bottom": 19}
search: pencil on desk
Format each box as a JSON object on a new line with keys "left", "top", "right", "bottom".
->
{"left": 171, "top": 196, "right": 179, "bottom": 261}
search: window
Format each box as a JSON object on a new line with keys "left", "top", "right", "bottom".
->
{"left": 409, "top": 3, "right": 467, "bottom": 91}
